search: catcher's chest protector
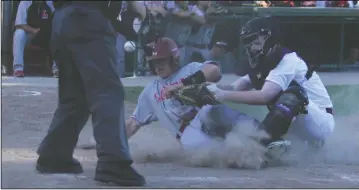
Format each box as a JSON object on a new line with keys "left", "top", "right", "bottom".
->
{"left": 248, "top": 48, "right": 314, "bottom": 91}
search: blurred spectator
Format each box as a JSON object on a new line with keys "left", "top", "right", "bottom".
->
{"left": 330, "top": 0, "right": 355, "bottom": 7}
{"left": 301, "top": 1, "right": 316, "bottom": 7}
{"left": 345, "top": 48, "right": 359, "bottom": 65}
{"left": 254, "top": 1, "right": 271, "bottom": 7}
{"left": 171, "top": 1, "right": 207, "bottom": 24}
{"left": 127, "top": 1, "right": 171, "bottom": 34}
{"left": 13, "top": 0, "right": 58, "bottom": 77}
{"left": 190, "top": 51, "right": 205, "bottom": 63}
{"left": 355, "top": 0, "right": 359, "bottom": 7}
{"left": 116, "top": 34, "right": 127, "bottom": 78}
{"left": 130, "top": 1, "right": 172, "bottom": 22}
{"left": 207, "top": 41, "right": 229, "bottom": 60}
{"left": 203, "top": 1, "right": 229, "bottom": 15}
{"left": 316, "top": 0, "right": 327, "bottom": 7}
{"left": 216, "top": 1, "right": 244, "bottom": 6}
{"left": 270, "top": 0, "right": 295, "bottom": 7}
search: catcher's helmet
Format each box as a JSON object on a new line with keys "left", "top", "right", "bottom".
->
{"left": 240, "top": 16, "right": 281, "bottom": 69}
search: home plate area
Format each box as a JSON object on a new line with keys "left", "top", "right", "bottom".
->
{"left": 2, "top": 85, "right": 359, "bottom": 188}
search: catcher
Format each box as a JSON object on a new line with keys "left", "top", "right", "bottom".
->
{"left": 209, "top": 16, "right": 335, "bottom": 149}
{"left": 161, "top": 17, "right": 336, "bottom": 156}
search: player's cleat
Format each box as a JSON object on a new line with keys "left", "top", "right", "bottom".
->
{"left": 265, "top": 139, "right": 291, "bottom": 161}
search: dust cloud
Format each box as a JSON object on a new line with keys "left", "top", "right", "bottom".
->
{"left": 285, "top": 86, "right": 359, "bottom": 166}
{"left": 131, "top": 121, "right": 270, "bottom": 170}
{"left": 130, "top": 87, "right": 359, "bottom": 169}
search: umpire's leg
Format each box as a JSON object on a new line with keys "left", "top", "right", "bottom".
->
{"left": 36, "top": 5, "right": 90, "bottom": 174}
{"left": 37, "top": 3, "right": 145, "bottom": 186}
{"left": 65, "top": 15, "right": 145, "bottom": 187}
{"left": 36, "top": 49, "right": 90, "bottom": 173}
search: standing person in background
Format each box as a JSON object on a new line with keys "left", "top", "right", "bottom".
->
{"left": 13, "top": 0, "right": 58, "bottom": 77}
{"left": 116, "top": 33, "right": 127, "bottom": 78}
{"left": 345, "top": 48, "right": 359, "bottom": 65}
{"left": 36, "top": 1, "right": 145, "bottom": 186}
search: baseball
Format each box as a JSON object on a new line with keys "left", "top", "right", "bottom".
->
{"left": 124, "top": 41, "right": 136, "bottom": 52}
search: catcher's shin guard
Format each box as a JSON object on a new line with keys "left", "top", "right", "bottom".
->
{"left": 258, "top": 84, "right": 309, "bottom": 146}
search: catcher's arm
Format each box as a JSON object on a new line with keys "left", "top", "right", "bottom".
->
{"left": 217, "top": 75, "right": 253, "bottom": 91}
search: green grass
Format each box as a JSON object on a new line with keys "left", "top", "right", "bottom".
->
{"left": 124, "top": 84, "right": 359, "bottom": 118}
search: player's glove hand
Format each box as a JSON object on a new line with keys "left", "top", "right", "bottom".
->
{"left": 172, "top": 83, "right": 220, "bottom": 107}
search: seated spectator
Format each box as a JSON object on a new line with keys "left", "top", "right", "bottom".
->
{"left": 331, "top": 0, "right": 354, "bottom": 7}
{"left": 207, "top": 41, "right": 230, "bottom": 61}
{"left": 201, "top": 1, "right": 229, "bottom": 16}
{"left": 301, "top": 1, "right": 316, "bottom": 7}
{"left": 316, "top": 0, "right": 328, "bottom": 7}
{"left": 345, "top": 48, "right": 359, "bottom": 65}
{"left": 190, "top": 51, "right": 205, "bottom": 63}
{"left": 115, "top": 33, "right": 127, "bottom": 78}
{"left": 354, "top": 0, "right": 359, "bottom": 7}
{"left": 270, "top": 0, "right": 295, "bottom": 7}
{"left": 254, "top": 1, "right": 271, "bottom": 7}
{"left": 171, "top": 1, "right": 207, "bottom": 24}
{"left": 13, "top": 0, "right": 58, "bottom": 78}
{"left": 171, "top": 1, "right": 229, "bottom": 24}
{"left": 129, "top": 1, "right": 174, "bottom": 44}
{"left": 130, "top": 1, "right": 172, "bottom": 22}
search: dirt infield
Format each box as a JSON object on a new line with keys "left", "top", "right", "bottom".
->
{"left": 1, "top": 83, "right": 359, "bottom": 188}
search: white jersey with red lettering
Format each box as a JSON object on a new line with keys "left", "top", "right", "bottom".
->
{"left": 131, "top": 62, "right": 202, "bottom": 135}
{"left": 131, "top": 62, "right": 221, "bottom": 148}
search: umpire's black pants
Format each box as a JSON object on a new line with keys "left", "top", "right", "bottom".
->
{"left": 37, "top": 2, "right": 132, "bottom": 163}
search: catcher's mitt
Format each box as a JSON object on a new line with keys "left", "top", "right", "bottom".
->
{"left": 173, "top": 83, "right": 220, "bottom": 107}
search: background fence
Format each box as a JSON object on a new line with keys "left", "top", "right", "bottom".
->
{"left": 1, "top": 3, "right": 358, "bottom": 76}
{"left": 128, "top": 7, "right": 359, "bottom": 77}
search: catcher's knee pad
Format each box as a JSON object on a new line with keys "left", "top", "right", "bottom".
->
{"left": 259, "top": 85, "right": 309, "bottom": 146}
{"left": 199, "top": 105, "right": 234, "bottom": 138}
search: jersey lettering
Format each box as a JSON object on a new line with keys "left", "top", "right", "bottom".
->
{"left": 153, "top": 78, "right": 184, "bottom": 103}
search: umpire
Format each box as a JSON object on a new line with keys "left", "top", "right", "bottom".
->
{"left": 36, "top": 1, "right": 145, "bottom": 186}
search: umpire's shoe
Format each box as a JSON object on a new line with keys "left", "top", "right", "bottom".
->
{"left": 36, "top": 157, "right": 83, "bottom": 174}
{"left": 95, "top": 162, "right": 145, "bottom": 186}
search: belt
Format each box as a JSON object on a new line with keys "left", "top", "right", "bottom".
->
{"left": 176, "top": 122, "right": 188, "bottom": 140}
{"left": 176, "top": 109, "right": 198, "bottom": 140}
{"left": 326, "top": 107, "right": 333, "bottom": 115}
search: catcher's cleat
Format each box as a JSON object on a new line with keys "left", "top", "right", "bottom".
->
{"left": 306, "top": 140, "right": 325, "bottom": 150}
{"left": 265, "top": 139, "right": 291, "bottom": 161}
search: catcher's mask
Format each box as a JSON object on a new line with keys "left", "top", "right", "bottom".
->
{"left": 145, "top": 38, "right": 180, "bottom": 77}
{"left": 240, "top": 16, "right": 280, "bottom": 69}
